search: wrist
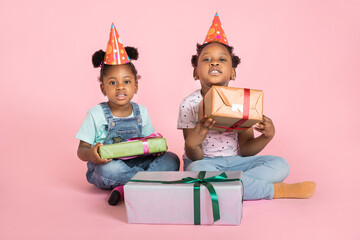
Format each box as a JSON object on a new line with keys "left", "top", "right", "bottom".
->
{"left": 185, "top": 142, "right": 204, "bottom": 160}
{"left": 185, "top": 140, "right": 201, "bottom": 151}
{"left": 185, "top": 148, "right": 204, "bottom": 161}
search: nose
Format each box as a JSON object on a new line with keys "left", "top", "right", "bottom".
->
{"left": 117, "top": 83, "right": 125, "bottom": 90}
{"left": 210, "top": 61, "right": 219, "bottom": 66}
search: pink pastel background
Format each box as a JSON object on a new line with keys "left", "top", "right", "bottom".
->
{"left": 1, "top": 0, "right": 359, "bottom": 239}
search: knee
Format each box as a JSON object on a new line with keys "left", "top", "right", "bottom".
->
{"left": 184, "top": 161, "right": 201, "bottom": 171}
{"left": 185, "top": 160, "right": 216, "bottom": 171}
{"left": 88, "top": 161, "right": 130, "bottom": 188}
{"left": 161, "top": 152, "right": 180, "bottom": 170}
{"left": 271, "top": 156, "right": 290, "bottom": 182}
{"left": 95, "top": 161, "right": 128, "bottom": 179}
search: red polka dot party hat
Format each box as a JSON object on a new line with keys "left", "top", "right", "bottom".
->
{"left": 104, "top": 23, "right": 131, "bottom": 65}
{"left": 203, "top": 13, "right": 229, "bottom": 45}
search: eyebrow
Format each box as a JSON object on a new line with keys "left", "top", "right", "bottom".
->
{"left": 201, "top": 52, "right": 229, "bottom": 56}
{"left": 106, "top": 76, "right": 132, "bottom": 80}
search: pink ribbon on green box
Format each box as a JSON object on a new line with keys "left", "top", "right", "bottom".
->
{"left": 119, "top": 133, "right": 164, "bottom": 160}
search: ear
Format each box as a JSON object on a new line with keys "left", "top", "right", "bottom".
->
{"left": 134, "top": 81, "right": 138, "bottom": 94}
{"left": 100, "top": 83, "right": 106, "bottom": 96}
{"left": 193, "top": 68, "right": 199, "bottom": 80}
{"left": 231, "top": 68, "right": 237, "bottom": 81}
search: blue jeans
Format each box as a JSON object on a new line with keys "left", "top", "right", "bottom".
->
{"left": 184, "top": 155, "right": 289, "bottom": 200}
{"left": 87, "top": 152, "right": 180, "bottom": 189}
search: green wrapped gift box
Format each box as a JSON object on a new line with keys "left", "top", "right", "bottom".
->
{"left": 99, "top": 138, "right": 168, "bottom": 159}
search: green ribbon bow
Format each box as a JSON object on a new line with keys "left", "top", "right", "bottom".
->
{"left": 129, "top": 171, "right": 242, "bottom": 225}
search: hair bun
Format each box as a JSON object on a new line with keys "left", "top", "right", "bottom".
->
{"left": 125, "top": 46, "right": 139, "bottom": 60}
{"left": 92, "top": 50, "right": 105, "bottom": 68}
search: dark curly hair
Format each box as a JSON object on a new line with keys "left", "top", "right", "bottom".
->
{"left": 92, "top": 46, "right": 141, "bottom": 82}
{"left": 191, "top": 42, "right": 241, "bottom": 68}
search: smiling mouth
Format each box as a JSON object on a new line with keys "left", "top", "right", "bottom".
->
{"left": 116, "top": 93, "right": 127, "bottom": 99}
{"left": 209, "top": 68, "right": 222, "bottom": 75}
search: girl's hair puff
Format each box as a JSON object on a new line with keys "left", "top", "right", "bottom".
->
{"left": 191, "top": 43, "right": 241, "bottom": 68}
{"left": 92, "top": 46, "right": 141, "bottom": 82}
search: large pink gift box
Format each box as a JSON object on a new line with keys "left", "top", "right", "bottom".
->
{"left": 124, "top": 171, "right": 243, "bottom": 225}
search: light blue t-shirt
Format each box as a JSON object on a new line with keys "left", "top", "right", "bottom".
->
{"left": 76, "top": 103, "right": 155, "bottom": 145}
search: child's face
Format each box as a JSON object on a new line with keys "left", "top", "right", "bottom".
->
{"left": 100, "top": 64, "right": 138, "bottom": 109}
{"left": 195, "top": 43, "right": 235, "bottom": 92}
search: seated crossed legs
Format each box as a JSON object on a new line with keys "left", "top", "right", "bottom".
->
{"left": 184, "top": 155, "right": 315, "bottom": 200}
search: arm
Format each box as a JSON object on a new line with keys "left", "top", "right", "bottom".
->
{"left": 238, "top": 115, "right": 275, "bottom": 157}
{"left": 77, "top": 141, "right": 112, "bottom": 164}
{"left": 183, "top": 116, "right": 216, "bottom": 161}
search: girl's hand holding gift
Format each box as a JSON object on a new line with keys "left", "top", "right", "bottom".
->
{"left": 78, "top": 141, "right": 112, "bottom": 165}
{"left": 189, "top": 115, "right": 216, "bottom": 147}
{"left": 253, "top": 115, "right": 275, "bottom": 139}
{"left": 92, "top": 143, "right": 113, "bottom": 164}
{"left": 184, "top": 115, "right": 216, "bottom": 160}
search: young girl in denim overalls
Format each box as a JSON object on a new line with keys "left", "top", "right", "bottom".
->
{"left": 76, "top": 24, "right": 180, "bottom": 205}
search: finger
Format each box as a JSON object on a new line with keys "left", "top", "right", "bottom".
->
{"left": 253, "top": 126, "right": 264, "bottom": 133}
{"left": 202, "top": 117, "right": 214, "bottom": 128}
{"left": 263, "top": 115, "right": 272, "bottom": 123}
{"left": 253, "top": 123, "right": 265, "bottom": 130}
{"left": 199, "top": 115, "right": 209, "bottom": 125}
{"left": 208, "top": 119, "right": 216, "bottom": 128}
{"left": 258, "top": 117, "right": 265, "bottom": 123}
{"left": 198, "top": 117, "right": 205, "bottom": 125}
{"left": 94, "top": 142, "right": 103, "bottom": 152}
{"left": 103, "top": 158, "right": 112, "bottom": 164}
{"left": 254, "top": 123, "right": 265, "bottom": 129}
{"left": 204, "top": 119, "right": 216, "bottom": 129}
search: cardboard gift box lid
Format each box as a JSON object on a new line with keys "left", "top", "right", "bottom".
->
{"left": 99, "top": 138, "right": 168, "bottom": 159}
{"left": 199, "top": 86, "right": 263, "bottom": 132}
{"left": 125, "top": 171, "right": 244, "bottom": 225}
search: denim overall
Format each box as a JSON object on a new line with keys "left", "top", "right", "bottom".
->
{"left": 101, "top": 101, "right": 142, "bottom": 144}
{"left": 86, "top": 102, "right": 180, "bottom": 189}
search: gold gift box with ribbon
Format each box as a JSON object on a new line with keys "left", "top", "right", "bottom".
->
{"left": 199, "top": 86, "right": 264, "bottom": 132}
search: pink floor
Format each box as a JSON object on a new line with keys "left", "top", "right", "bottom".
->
{"left": 1, "top": 133, "right": 359, "bottom": 239}
{"left": 1, "top": 0, "right": 360, "bottom": 239}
